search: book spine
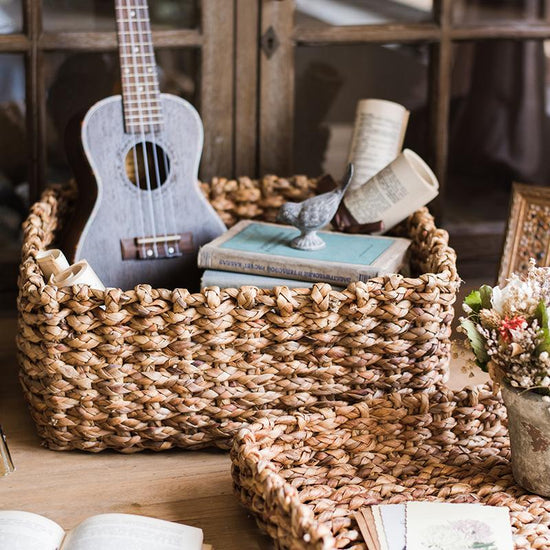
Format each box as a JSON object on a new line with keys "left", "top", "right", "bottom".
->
{"left": 198, "top": 246, "right": 380, "bottom": 285}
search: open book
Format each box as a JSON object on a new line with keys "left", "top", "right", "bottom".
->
{"left": 0, "top": 511, "right": 210, "bottom": 550}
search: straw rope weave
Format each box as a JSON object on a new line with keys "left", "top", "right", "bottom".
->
{"left": 231, "top": 385, "right": 550, "bottom": 550}
{"left": 17, "top": 177, "right": 459, "bottom": 452}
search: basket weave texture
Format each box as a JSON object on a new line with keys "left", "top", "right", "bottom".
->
{"left": 231, "top": 385, "right": 550, "bottom": 550}
{"left": 17, "top": 177, "right": 458, "bottom": 452}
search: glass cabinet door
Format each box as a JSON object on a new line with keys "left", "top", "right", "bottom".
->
{"left": 256, "top": 0, "right": 436, "bottom": 178}
{"left": 43, "top": 0, "right": 199, "bottom": 31}
{"left": 0, "top": 0, "right": 21, "bottom": 33}
{"left": 452, "top": 0, "right": 544, "bottom": 24}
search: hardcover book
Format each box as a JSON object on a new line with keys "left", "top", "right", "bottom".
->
{"left": 198, "top": 221, "right": 411, "bottom": 286}
{"left": 201, "top": 270, "right": 344, "bottom": 290}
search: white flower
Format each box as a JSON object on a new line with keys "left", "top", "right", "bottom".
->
{"left": 492, "top": 263, "right": 550, "bottom": 318}
{"left": 490, "top": 285, "right": 505, "bottom": 316}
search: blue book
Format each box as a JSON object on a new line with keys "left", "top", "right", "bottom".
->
{"left": 201, "top": 270, "right": 344, "bottom": 290}
{"left": 198, "top": 221, "right": 410, "bottom": 286}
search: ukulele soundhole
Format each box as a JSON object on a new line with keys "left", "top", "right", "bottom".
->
{"left": 125, "top": 141, "right": 171, "bottom": 190}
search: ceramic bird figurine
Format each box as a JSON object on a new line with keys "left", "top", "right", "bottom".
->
{"left": 277, "top": 163, "right": 354, "bottom": 250}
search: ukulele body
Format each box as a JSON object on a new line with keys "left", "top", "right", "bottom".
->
{"left": 70, "top": 93, "right": 226, "bottom": 290}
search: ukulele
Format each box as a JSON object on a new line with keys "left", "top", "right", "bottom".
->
{"left": 63, "top": 0, "right": 226, "bottom": 290}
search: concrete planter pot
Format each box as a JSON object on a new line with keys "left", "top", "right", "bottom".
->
{"left": 501, "top": 380, "right": 550, "bottom": 497}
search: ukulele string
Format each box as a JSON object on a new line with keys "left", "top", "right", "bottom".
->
{"left": 134, "top": 2, "right": 172, "bottom": 257}
{"left": 160, "top": 138, "right": 180, "bottom": 255}
{"left": 126, "top": 0, "right": 160, "bottom": 259}
{"left": 117, "top": 0, "right": 147, "bottom": 259}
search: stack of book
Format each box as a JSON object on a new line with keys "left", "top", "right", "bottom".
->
{"left": 198, "top": 220, "right": 411, "bottom": 290}
{"left": 355, "top": 502, "right": 514, "bottom": 550}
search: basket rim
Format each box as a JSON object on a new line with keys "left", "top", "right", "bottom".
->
{"left": 19, "top": 182, "right": 459, "bottom": 308}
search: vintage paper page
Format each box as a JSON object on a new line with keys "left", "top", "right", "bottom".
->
{"left": 343, "top": 149, "right": 439, "bottom": 232}
{"left": 376, "top": 504, "right": 405, "bottom": 550}
{"left": 363, "top": 507, "right": 382, "bottom": 550}
{"left": 51, "top": 260, "right": 105, "bottom": 291}
{"left": 406, "top": 502, "right": 514, "bottom": 550}
{"left": 62, "top": 514, "right": 203, "bottom": 550}
{"left": 372, "top": 507, "right": 389, "bottom": 550}
{"left": 348, "top": 99, "right": 410, "bottom": 191}
{"left": 0, "top": 510, "right": 65, "bottom": 550}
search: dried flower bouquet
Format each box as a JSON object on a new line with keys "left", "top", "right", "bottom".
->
{"left": 460, "top": 259, "right": 550, "bottom": 393}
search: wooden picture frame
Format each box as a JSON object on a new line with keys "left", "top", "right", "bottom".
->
{"left": 498, "top": 183, "right": 550, "bottom": 286}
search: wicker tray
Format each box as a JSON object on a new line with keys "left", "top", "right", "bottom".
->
{"left": 231, "top": 385, "right": 550, "bottom": 549}
{"left": 17, "top": 177, "right": 458, "bottom": 452}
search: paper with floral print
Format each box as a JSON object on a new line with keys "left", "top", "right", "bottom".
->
{"left": 406, "top": 503, "right": 513, "bottom": 550}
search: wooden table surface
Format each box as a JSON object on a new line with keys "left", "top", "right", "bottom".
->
{"left": 0, "top": 317, "right": 273, "bottom": 549}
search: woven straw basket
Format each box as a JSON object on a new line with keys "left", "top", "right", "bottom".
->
{"left": 17, "top": 176, "right": 459, "bottom": 452}
{"left": 231, "top": 385, "right": 550, "bottom": 550}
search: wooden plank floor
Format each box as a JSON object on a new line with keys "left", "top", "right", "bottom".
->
{"left": 0, "top": 318, "right": 273, "bottom": 550}
{"left": 0, "top": 312, "right": 488, "bottom": 548}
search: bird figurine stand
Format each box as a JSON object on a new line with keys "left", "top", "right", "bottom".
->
{"left": 277, "top": 163, "right": 354, "bottom": 250}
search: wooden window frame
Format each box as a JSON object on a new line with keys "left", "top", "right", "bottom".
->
{"left": 1, "top": 0, "right": 550, "bottom": 201}
{"left": 252, "top": 0, "right": 550, "bottom": 218}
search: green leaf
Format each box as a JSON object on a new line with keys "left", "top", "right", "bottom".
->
{"left": 460, "top": 318, "right": 490, "bottom": 371}
{"left": 537, "top": 329, "right": 550, "bottom": 354}
{"left": 464, "top": 290, "right": 482, "bottom": 314}
{"left": 535, "top": 300, "right": 550, "bottom": 330}
{"left": 534, "top": 301, "right": 550, "bottom": 355}
{"left": 479, "top": 285, "right": 493, "bottom": 310}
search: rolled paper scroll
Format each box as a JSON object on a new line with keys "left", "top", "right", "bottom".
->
{"left": 341, "top": 149, "right": 439, "bottom": 233}
{"left": 51, "top": 260, "right": 105, "bottom": 291}
{"left": 36, "top": 249, "right": 70, "bottom": 280}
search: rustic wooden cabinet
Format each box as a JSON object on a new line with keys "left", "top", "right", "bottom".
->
{"left": 1, "top": 0, "right": 549, "bottom": 196}
{"left": 1, "top": 0, "right": 550, "bottom": 308}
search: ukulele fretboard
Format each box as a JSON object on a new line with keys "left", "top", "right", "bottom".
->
{"left": 115, "top": 0, "right": 163, "bottom": 135}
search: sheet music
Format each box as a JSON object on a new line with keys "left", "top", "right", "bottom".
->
{"left": 0, "top": 511, "right": 65, "bottom": 550}
{"left": 347, "top": 99, "right": 409, "bottom": 191}
{"left": 63, "top": 514, "right": 203, "bottom": 550}
{"left": 343, "top": 149, "right": 439, "bottom": 231}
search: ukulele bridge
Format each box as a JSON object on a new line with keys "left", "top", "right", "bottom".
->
{"left": 120, "top": 234, "right": 193, "bottom": 260}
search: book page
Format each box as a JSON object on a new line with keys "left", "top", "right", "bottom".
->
{"left": 406, "top": 502, "right": 514, "bottom": 550}
{"left": 376, "top": 505, "right": 405, "bottom": 550}
{"left": 63, "top": 514, "right": 203, "bottom": 550}
{"left": 348, "top": 99, "right": 410, "bottom": 191}
{"left": 363, "top": 508, "right": 382, "bottom": 550}
{"left": 0, "top": 510, "right": 65, "bottom": 550}
{"left": 372, "top": 507, "right": 389, "bottom": 550}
